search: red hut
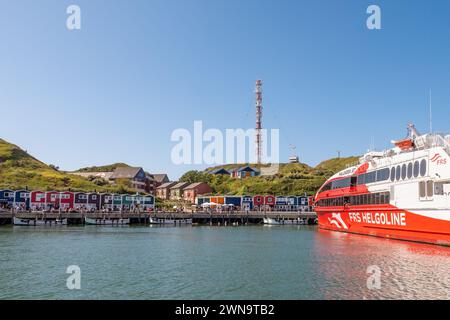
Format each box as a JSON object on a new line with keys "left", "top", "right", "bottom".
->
{"left": 45, "top": 191, "right": 60, "bottom": 209}
{"left": 253, "top": 195, "right": 264, "bottom": 210}
{"left": 60, "top": 191, "right": 74, "bottom": 210}
{"left": 264, "top": 195, "right": 276, "bottom": 206}
{"left": 30, "top": 190, "right": 46, "bottom": 211}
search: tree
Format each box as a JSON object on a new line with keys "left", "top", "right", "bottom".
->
{"left": 179, "top": 170, "right": 211, "bottom": 184}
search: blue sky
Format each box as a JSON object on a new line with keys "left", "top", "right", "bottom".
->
{"left": 1, "top": 0, "right": 450, "bottom": 179}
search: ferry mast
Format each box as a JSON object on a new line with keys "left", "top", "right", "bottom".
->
{"left": 255, "top": 80, "right": 263, "bottom": 164}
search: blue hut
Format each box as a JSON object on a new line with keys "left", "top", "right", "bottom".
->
{"left": 142, "top": 195, "right": 154, "bottom": 210}
{"left": 0, "top": 190, "right": 14, "bottom": 207}
{"left": 298, "top": 196, "right": 308, "bottom": 206}
{"left": 14, "top": 190, "right": 30, "bottom": 210}
{"left": 241, "top": 196, "right": 253, "bottom": 211}
{"left": 231, "top": 166, "right": 260, "bottom": 179}
{"left": 224, "top": 196, "right": 241, "bottom": 207}
{"left": 288, "top": 196, "right": 298, "bottom": 210}
{"left": 275, "top": 196, "right": 296, "bottom": 211}
{"left": 208, "top": 168, "right": 230, "bottom": 175}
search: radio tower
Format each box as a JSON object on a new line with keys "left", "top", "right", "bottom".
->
{"left": 255, "top": 80, "right": 263, "bottom": 164}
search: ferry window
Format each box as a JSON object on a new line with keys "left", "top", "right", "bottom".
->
{"left": 419, "top": 181, "right": 426, "bottom": 198}
{"left": 377, "top": 168, "right": 390, "bottom": 181}
{"left": 343, "top": 197, "right": 350, "bottom": 205}
{"left": 434, "top": 183, "right": 444, "bottom": 195}
{"left": 396, "top": 165, "right": 401, "bottom": 181}
{"left": 365, "top": 171, "right": 376, "bottom": 184}
{"left": 407, "top": 163, "right": 413, "bottom": 179}
{"left": 332, "top": 178, "right": 350, "bottom": 189}
{"left": 401, "top": 164, "right": 407, "bottom": 180}
{"left": 426, "top": 181, "right": 434, "bottom": 197}
{"left": 413, "top": 161, "right": 420, "bottom": 178}
{"left": 374, "top": 193, "right": 380, "bottom": 204}
{"left": 420, "top": 159, "right": 427, "bottom": 177}
{"left": 321, "top": 182, "right": 331, "bottom": 192}
{"left": 357, "top": 174, "right": 366, "bottom": 185}
{"left": 390, "top": 167, "right": 395, "bottom": 182}
{"left": 364, "top": 194, "right": 369, "bottom": 204}
{"left": 385, "top": 193, "right": 390, "bottom": 203}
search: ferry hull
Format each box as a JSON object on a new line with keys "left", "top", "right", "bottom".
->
{"left": 316, "top": 208, "right": 450, "bottom": 246}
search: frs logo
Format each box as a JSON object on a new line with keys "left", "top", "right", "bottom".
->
{"left": 430, "top": 153, "right": 447, "bottom": 165}
{"left": 328, "top": 213, "right": 349, "bottom": 229}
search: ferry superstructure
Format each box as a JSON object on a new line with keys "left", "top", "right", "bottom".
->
{"left": 314, "top": 124, "right": 450, "bottom": 246}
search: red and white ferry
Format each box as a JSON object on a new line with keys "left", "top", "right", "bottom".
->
{"left": 314, "top": 124, "right": 450, "bottom": 246}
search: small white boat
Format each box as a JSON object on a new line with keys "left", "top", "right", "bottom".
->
{"left": 149, "top": 217, "right": 192, "bottom": 225}
{"left": 263, "top": 217, "right": 307, "bottom": 225}
{"left": 84, "top": 217, "right": 130, "bottom": 225}
{"left": 13, "top": 217, "right": 67, "bottom": 226}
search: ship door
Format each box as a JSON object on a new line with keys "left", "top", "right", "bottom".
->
{"left": 350, "top": 176, "right": 357, "bottom": 188}
{"left": 419, "top": 181, "right": 434, "bottom": 201}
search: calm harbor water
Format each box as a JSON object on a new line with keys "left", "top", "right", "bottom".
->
{"left": 0, "top": 224, "right": 449, "bottom": 300}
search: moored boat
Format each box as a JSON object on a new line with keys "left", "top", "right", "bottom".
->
{"left": 13, "top": 217, "right": 67, "bottom": 226}
{"left": 84, "top": 217, "right": 130, "bottom": 225}
{"left": 149, "top": 217, "right": 192, "bottom": 225}
{"left": 314, "top": 124, "right": 450, "bottom": 246}
{"left": 263, "top": 217, "right": 306, "bottom": 225}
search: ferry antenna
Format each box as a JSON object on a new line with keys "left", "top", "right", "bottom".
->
{"left": 429, "top": 88, "right": 432, "bottom": 134}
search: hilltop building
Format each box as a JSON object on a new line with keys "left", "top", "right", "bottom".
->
{"left": 230, "top": 166, "right": 260, "bottom": 179}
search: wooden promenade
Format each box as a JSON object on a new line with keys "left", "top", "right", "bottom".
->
{"left": 0, "top": 211, "right": 317, "bottom": 225}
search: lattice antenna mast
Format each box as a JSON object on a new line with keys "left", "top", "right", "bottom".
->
{"left": 255, "top": 80, "right": 263, "bottom": 164}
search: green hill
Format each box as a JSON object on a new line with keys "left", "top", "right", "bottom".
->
{"left": 75, "top": 163, "right": 130, "bottom": 173}
{"left": 0, "top": 139, "right": 128, "bottom": 192}
{"left": 0, "top": 137, "right": 359, "bottom": 195}
{"left": 179, "top": 157, "right": 360, "bottom": 196}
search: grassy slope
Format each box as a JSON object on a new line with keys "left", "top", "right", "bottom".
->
{"left": 200, "top": 157, "right": 360, "bottom": 196}
{"left": 0, "top": 139, "right": 126, "bottom": 192}
{"left": 0, "top": 137, "right": 359, "bottom": 195}
{"left": 74, "top": 163, "right": 130, "bottom": 172}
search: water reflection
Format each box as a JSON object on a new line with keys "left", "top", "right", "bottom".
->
{"left": 314, "top": 229, "right": 450, "bottom": 299}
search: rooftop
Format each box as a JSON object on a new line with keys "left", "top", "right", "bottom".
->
{"left": 110, "top": 167, "right": 143, "bottom": 179}
{"left": 170, "top": 182, "right": 190, "bottom": 190}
